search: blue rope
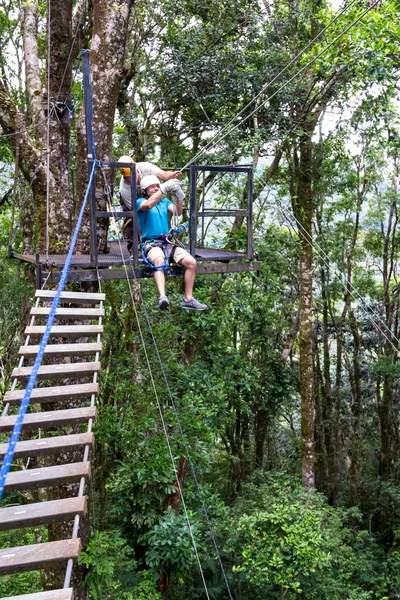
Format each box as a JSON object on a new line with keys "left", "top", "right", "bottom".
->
{"left": 0, "top": 160, "right": 97, "bottom": 499}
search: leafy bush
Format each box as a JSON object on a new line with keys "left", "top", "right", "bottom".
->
{"left": 224, "top": 474, "right": 388, "bottom": 599}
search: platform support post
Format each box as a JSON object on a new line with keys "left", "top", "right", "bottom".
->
{"left": 190, "top": 166, "right": 197, "bottom": 257}
{"left": 35, "top": 253, "right": 42, "bottom": 289}
{"left": 130, "top": 166, "right": 138, "bottom": 264}
{"left": 82, "top": 50, "right": 98, "bottom": 267}
{"left": 247, "top": 168, "right": 254, "bottom": 259}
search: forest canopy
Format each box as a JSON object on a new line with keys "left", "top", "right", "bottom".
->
{"left": 1, "top": 0, "right": 400, "bottom": 598}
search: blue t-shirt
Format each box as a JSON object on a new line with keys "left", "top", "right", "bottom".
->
{"left": 137, "top": 197, "right": 172, "bottom": 241}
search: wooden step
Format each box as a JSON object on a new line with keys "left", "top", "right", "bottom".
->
{"left": 12, "top": 361, "right": 101, "bottom": 381}
{"left": 4, "top": 462, "right": 91, "bottom": 492}
{"left": 19, "top": 342, "right": 103, "bottom": 357}
{"left": 0, "top": 589, "right": 73, "bottom": 600}
{"left": 35, "top": 290, "right": 105, "bottom": 303}
{"left": 25, "top": 325, "right": 103, "bottom": 338}
{"left": 0, "top": 538, "right": 81, "bottom": 575}
{"left": 4, "top": 383, "right": 98, "bottom": 405}
{"left": 0, "top": 496, "right": 87, "bottom": 531}
{"left": 0, "top": 407, "right": 97, "bottom": 432}
{"left": 30, "top": 307, "right": 104, "bottom": 319}
{"left": 0, "top": 433, "right": 94, "bottom": 460}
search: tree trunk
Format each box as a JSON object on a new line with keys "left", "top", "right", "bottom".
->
{"left": 349, "top": 312, "right": 362, "bottom": 506}
{"left": 45, "top": 0, "right": 74, "bottom": 252}
{"left": 292, "top": 128, "right": 315, "bottom": 490}
{"left": 75, "top": 0, "right": 134, "bottom": 253}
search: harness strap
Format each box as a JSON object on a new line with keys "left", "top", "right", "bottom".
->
{"left": 141, "top": 238, "right": 170, "bottom": 271}
{"left": 121, "top": 217, "right": 132, "bottom": 234}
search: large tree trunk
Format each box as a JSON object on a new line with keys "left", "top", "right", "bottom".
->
{"left": 1, "top": 0, "right": 74, "bottom": 253}
{"left": 349, "top": 312, "right": 362, "bottom": 506}
{"left": 75, "top": 0, "right": 134, "bottom": 253}
{"left": 291, "top": 126, "right": 315, "bottom": 490}
{"left": 45, "top": 0, "right": 74, "bottom": 251}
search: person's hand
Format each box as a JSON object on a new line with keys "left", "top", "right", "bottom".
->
{"left": 171, "top": 171, "right": 182, "bottom": 180}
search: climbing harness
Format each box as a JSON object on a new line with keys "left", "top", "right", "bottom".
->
{"left": 141, "top": 238, "right": 170, "bottom": 270}
{"left": 141, "top": 221, "right": 189, "bottom": 271}
{"left": 141, "top": 221, "right": 189, "bottom": 270}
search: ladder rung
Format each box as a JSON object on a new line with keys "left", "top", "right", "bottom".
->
{"left": 12, "top": 361, "right": 101, "bottom": 380}
{"left": 25, "top": 325, "right": 103, "bottom": 338}
{"left": 35, "top": 290, "right": 105, "bottom": 303}
{"left": 4, "top": 462, "right": 91, "bottom": 492}
{"left": 0, "top": 496, "right": 87, "bottom": 531}
{"left": 0, "top": 538, "right": 81, "bottom": 575}
{"left": 0, "top": 407, "right": 96, "bottom": 432}
{"left": 19, "top": 342, "right": 103, "bottom": 357}
{"left": 4, "top": 383, "right": 98, "bottom": 405}
{"left": 0, "top": 433, "right": 94, "bottom": 460}
{"left": 30, "top": 307, "right": 104, "bottom": 318}
{"left": 0, "top": 589, "right": 73, "bottom": 600}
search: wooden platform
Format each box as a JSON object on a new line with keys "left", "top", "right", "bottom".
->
{"left": 13, "top": 241, "right": 246, "bottom": 268}
{"left": 0, "top": 289, "right": 103, "bottom": 597}
{"left": 11, "top": 242, "right": 260, "bottom": 284}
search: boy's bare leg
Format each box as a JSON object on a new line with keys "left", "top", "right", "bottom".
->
{"left": 180, "top": 254, "right": 196, "bottom": 300}
{"left": 153, "top": 256, "right": 166, "bottom": 296}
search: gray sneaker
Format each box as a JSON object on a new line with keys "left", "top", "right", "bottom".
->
{"left": 181, "top": 297, "right": 207, "bottom": 311}
{"left": 159, "top": 295, "right": 169, "bottom": 310}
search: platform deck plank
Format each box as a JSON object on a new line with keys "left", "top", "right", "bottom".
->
{"left": 25, "top": 325, "right": 103, "bottom": 338}
{"left": 18, "top": 342, "right": 102, "bottom": 357}
{"left": 30, "top": 307, "right": 104, "bottom": 318}
{"left": 0, "top": 589, "right": 73, "bottom": 600}
{"left": 0, "top": 433, "right": 94, "bottom": 459}
{"left": 35, "top": 291, "right": 105, "bottom": 302}
{"left": 12, "top": 362, "right": 101, "bottom": 380}
{"left": 0, "top": 539, "right": 81, "bottom": 575}
{"left": 4, "top": 462, "right": 91, "bottom": 492}
{"left": 4, "top": 383, "right": 98, "bottom": 405}
{"left": 0, "top": 407, "right": 96, "bottom": 432}
{"left": 0, "top": 497, "right": 87, "bottom": 531}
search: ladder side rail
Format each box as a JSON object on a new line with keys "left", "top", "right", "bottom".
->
{"left": 2, "top": 296, "right": 41, "bottom": 418}
{"left": 63, "top": 299, "right": 103, "bottom": 589}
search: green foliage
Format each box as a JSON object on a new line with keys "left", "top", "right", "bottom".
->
{"left": 132, "top": 571, "right": 161, "bottom": 600}
{"left": 79, "top": 530, "right": 137, "bottom": 600}
{"left": 138, "top": 508, "right": 201, "bottom": 575}
{"left": 225, "top": 476, "right": 388, "bottom": 599}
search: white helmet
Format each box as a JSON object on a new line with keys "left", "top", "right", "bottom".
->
{"left": 140, "top": 175, "right": 161, "bottom": 191}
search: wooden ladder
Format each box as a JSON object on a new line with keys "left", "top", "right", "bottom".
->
{"left": 0, "top": 290, "right": 105, "bottom": 600}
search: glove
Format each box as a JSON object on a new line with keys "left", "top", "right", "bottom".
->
{"left": 160, "top": 179, "right": 178, "bottom": 194}
{"left": 161, "top": 179, "right": 184, "bottom": 200}
{"left": 174, "top": 187, "right": 185, "bottom": 201}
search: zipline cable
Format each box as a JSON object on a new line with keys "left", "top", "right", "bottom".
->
{"left": 182, "top": 0, "right": 382, "bottom": 170}
{"left": 259, "top": 179, "right": 400, "bottom": 354}
{"left": 0, "top": 160, "right": 97, "bottom": 500}
{"left": 169, "top": 0, "right": 394, "bottom": 351}
{"left": 106, "top": 215, "right": 213, "bottom": 599}
{"left": 167, "top": 0, "right": 395, "bottom": 353}
{"left": 106, "top": 191, "right": 235, "bottom": 599}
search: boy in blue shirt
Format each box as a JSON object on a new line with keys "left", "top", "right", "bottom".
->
{"left": 138, "top": 175, "right": 207, "bottom": 311}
